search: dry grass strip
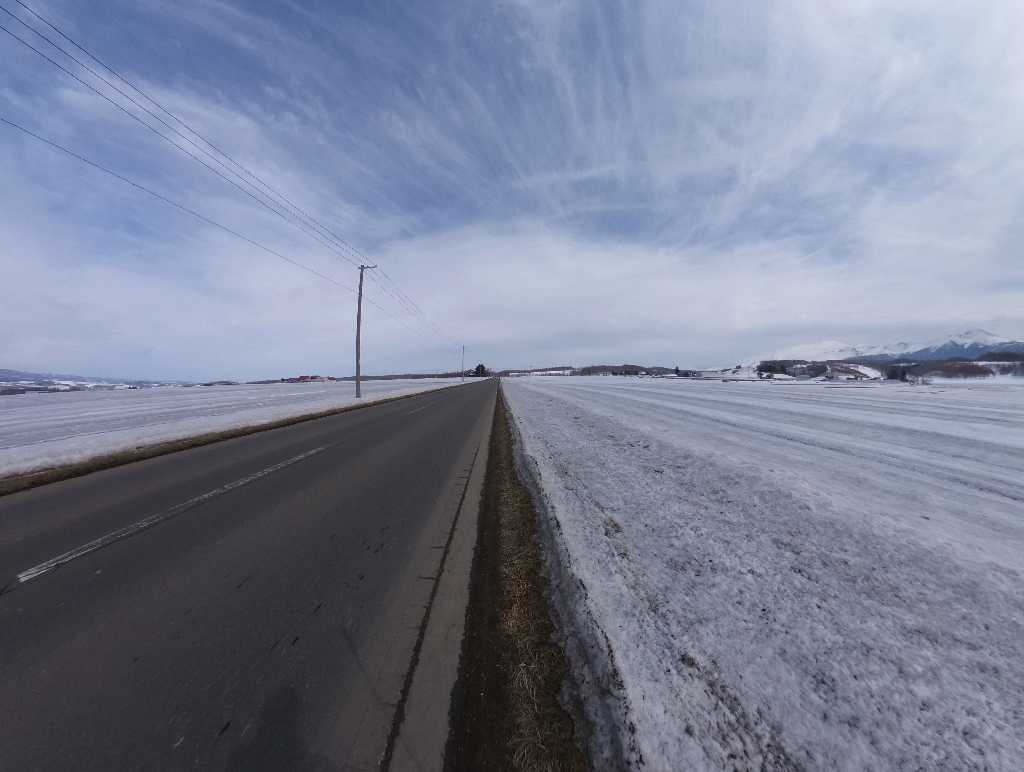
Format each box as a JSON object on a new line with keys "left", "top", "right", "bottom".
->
{"left": 445, "top": 390, "right": 587, "bottom": 771}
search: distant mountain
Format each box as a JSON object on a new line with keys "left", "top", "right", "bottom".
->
{"left": 902, "top": 329, "right": 1024, "bottom": 361}
{"left": 754, "top": 340, "right": 915, "bottom": 363}
{"left": 2, "top": 368, "right": 91, "bottom": 383}
{"left": 0, "top": 368, "right": 134, "bottom": 384}
{"left": 752, "top": 339, "right": 919, "bottom": 364}
{"left": 753, "top": 329, "right": 1024, "bottom": 364}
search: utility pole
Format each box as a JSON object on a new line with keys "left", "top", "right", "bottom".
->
{"left": 461, "top": 345, "right": 465, "bottom": 382}
{"left": 355, "top": 264, "right": 376, "bottom": 398}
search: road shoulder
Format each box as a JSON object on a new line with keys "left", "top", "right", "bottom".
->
{"left": 387, "top": 382, "right": 497, "bottom": 771}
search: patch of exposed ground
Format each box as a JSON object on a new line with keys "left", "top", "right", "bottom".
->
{"left": 445, "top": 391, "right": 587, "bottom": 772}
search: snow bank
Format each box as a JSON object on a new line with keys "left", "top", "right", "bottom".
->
{"left": 0, "top": 379, "right": 461, "bottom": 477}
{"left": 503, "top": 376, "right": 1024, "bottom": 770}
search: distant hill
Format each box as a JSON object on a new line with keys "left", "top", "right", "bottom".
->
{"left": 1, "top": 368, "right": 116, "bottom": 383}
{"left": 573, "top": 364, "right": 674, "bottom": 376}
{"left": 0, "top": 368, "right": 181, "bottom": 393}
{"left": 0, "top": 367, "right": 172, "bottom": 385}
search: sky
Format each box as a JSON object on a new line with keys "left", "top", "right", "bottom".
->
{"left": 2, "top": 0, "right": 1024, "bottom": 380}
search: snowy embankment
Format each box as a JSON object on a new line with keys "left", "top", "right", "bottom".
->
{"left": 502, "top": 376, "right": 1024, "bottom": 770}
{"left": 0, "top": 379, "right": 460, "bottom": 478}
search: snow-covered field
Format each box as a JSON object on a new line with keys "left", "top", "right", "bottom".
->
{"left": 502, "top": 376, "right": 1024, "bottom": 770}
{"left": 0, "top": 379, "right": 460, "bottom": 478}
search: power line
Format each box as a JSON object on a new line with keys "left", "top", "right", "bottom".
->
{"left": 10, "top": 0, "right": 364, "bottom": 263}
{"left": 0, "top": 22, "right": 296, "bottom": 224}
{"left": 7, "top": 0, "right": 436, "bottom": 324}
{"left": 0, "top": 115, "right": 363, "bottom": 296}
{"left": 0, "top": 117, "right": 459, "bottom": 352}
{"left": 2, "top": 3, "right": 464, "bottom": 357}
{"left": 0, "top": 7, "right": 423, "bottom": 320}
{"left": 0, "top": 14, "right": 377, "bottom": 284}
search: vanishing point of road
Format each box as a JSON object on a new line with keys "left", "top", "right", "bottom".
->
{"left": 0, "top": 379, "right": 498, "bottom": 771}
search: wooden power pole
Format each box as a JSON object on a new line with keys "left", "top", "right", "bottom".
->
{"left": 355, "top": 264, "right": 376, "bottom": 398}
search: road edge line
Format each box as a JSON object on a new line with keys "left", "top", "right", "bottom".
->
{"left": 383, "top": 382, "right": 497, "bottom": 771}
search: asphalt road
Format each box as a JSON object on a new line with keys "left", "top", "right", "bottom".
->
{"left": 0, "top": 378, "right": 497, "bottom": 771}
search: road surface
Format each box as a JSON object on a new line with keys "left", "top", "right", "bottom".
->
{"left": 0, "top": 379, "right": 497, "bottom": 771}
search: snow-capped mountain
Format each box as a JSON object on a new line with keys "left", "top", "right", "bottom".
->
{"left": 753, "top": 329, "right": 1024, "bottom": 364}
{"left": 939, "top": 329, "right": 1005, "bottom": 347}
{"left": 910, "top": 329, "right": 1017, "bottom": 361}
{"left": 752, "top": 339, "right": 918, "bottom": 364}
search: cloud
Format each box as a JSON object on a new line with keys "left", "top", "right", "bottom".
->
{"left": 2, "top": 0, "right": 1023, "bottom": 377}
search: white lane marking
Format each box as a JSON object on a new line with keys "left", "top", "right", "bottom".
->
{"left": 406, "top": 404, "right": 430, "bottom": 416}
{"left": 14, "top": 445, "right": 329, "bottom": 586}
